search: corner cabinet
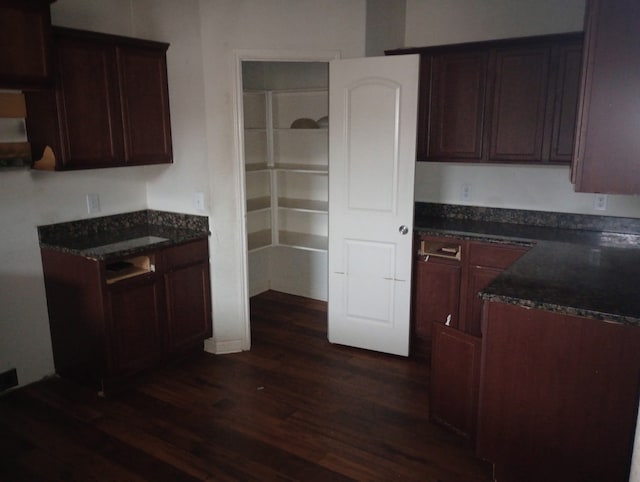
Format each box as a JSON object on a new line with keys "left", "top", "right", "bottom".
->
{"left": 41, "top": 238, "right": 211, "bottom": 395}
{"left": 244, "top": 88, "right": 328, "bottom": 253}
{"left": 572, "top": 0, "right": 640, "bottom": 194}
{"left": 0, "top": 0, "right": 54, "bottom": 89}
{"left": 25, "top": 27, "right": 172, "bottom": 170}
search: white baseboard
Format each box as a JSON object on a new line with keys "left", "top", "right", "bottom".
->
{"left": 204, "top": 338, "right": 245, "bottom": 354}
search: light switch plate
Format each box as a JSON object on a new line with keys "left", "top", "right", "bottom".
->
{"left": 461, "top": 183, "right": 472, "bottom": 202}
{"left": 194, "top": 191, "right": 205, "bottom": 211}
{"left": 86, "top": 193, "right": 100, "bottom": 214}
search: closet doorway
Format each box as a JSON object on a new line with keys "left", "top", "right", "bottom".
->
{"left": 237, "top": 55, "right": 336, "bottom": 347}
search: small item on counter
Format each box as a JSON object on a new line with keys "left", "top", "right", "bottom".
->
{"left": 316, "top": 116, "right": 328, "bottom": 128}
{"left": 290, "top": 118, "right": 318, "bottom": 129}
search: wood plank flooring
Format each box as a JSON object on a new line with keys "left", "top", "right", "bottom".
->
{"left": 0, "top": 290, "right": 492, "bottom": 481}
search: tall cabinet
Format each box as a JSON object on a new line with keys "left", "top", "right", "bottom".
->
{"left": 243, "top": 62, "right": 329, "bottom": 301}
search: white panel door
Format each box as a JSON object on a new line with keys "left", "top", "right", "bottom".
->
{"left": 328, "top": 55, "right": 419, "bottom": 356}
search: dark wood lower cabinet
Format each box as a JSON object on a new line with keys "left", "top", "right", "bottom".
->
{"left": 477, "top": 301, "right": 640, "bottom": 482}
{"left": 106, "top": 275, "right": 165, "bottom": 377}
{"left": 413, "top": 255, "right": 461, "bottom": 354}
{"left": 430, "top": 322, "right": 481, "bottom": 441}
{"left": 164, "top": 253, "right": 212, "bottom": 354}
{"left": 41, "top": 238, "right": 211, "bottom": 394}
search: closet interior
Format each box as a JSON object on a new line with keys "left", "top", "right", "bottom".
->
{"left": 242, "top": 61, "right": 329, "bottom": 301}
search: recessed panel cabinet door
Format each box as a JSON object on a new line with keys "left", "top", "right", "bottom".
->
{"left": 428, "top": 51, "right": 487, "bottom": 161}
{"left": 55, "top": 36, "right": 124, "bottom": 168}
{"left": 328, "top": 55, "right": 419, "bottom": 357}
{"left": 106, "top": 276, "right": 164, "bottom": 377}
{"left": 118, "top": 45, "right": 173, "bottom": 165}
{"left": 487, "top": 47, "right": 550, "bottom": 162}
{"left": 164, "top": 262, "right": 211, "bottom": 353}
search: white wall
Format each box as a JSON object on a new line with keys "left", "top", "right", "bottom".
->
{"left": 405, "top": 0, "right": 640, "bottom": 218}
{"left": 366, "top": 0, "right": 406, "bottom": 56}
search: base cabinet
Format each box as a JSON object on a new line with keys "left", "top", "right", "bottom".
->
{"left": 412, "top": 235, "right": 528, "bottom": 345}
{"left": 477, "top": 301, "right": 640, "bottom": 482}
{"left": 430, "top": 322, "right": 481, "bottom": 441}
{"left": 41, "top": 238, "right": 211, "bottom": 394}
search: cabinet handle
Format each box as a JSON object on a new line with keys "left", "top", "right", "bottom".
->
{"left": 398, "top": 225, "right": 409, "bottom": 235}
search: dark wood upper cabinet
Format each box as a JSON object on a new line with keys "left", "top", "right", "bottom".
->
{"left": 53, "top": 34, "right": 124, "bottom": 169}
{"left": 487, "top": 46, "right": 551, "bottom": 162}
{"left": 388, "top": 33, "right": 583, "bottom": 165}
{"left": 25, "top": 27, "right": 172, "bottom": 170}
{"left": 572, "top": 0, "right": 640, "bottom": 194}
{"left": 549, "top": 41, "right": 583, "bottom": 162}
{"left": 0, "top": 0, "right": 54, "bottom": 90}
{"left": 427, "top": 51, "right": 488, "bottom": 161}
{"left": 118, "top": 45, "right": 173, "bottom": 165}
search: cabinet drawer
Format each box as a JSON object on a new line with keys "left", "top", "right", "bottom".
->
{"left": 468, "top": 242, "right": 528, "bottom": 269}
{"left": 163, "top": 239, "right": 208, "bottom": 269}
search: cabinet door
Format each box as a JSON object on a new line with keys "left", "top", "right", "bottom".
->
{"left": 164, "top": 262, "right": 211, "bottom": 354}
{"left": 118, "top": 44, "right": 172, "bottom": 165}
{"left": 53, "top": 34, "right": 124, "bottom": 169}
{"left": 549, "top": 41, "right": 582, "bottom": 162}
{"left": 106, "top": 275, "right": 164, "bottom": 377}
{"left": 487, "top": 46, "right": 551, "bottom": 162}
{"left": 464, "top": 266, "right": 501, "bottom": 337}
{"left": 413, "top": 256, "right": 461, "bottom": 353}
{"left": 572, "top": 0, "right": 640, "bottom": 194}
{"left": 428, "top": 51, "right": 487, "bottom": 161}
{"left": 0, "top": 0, "right": 52, "bottom": 89}
{"left": 415, "top": 54, "right": 431, "bottom": 161}
{"left": 430, "top": 322, "right": 481, "bottom": 440}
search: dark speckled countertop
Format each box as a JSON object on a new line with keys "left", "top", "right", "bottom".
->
{"left": 38, "top": 210, "right": 209, "bottom": 260}
{"left": 414, "top": 203, "right": 640, "bottom": 326}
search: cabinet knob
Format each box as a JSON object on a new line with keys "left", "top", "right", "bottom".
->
{"left": 398, "top": 225, "right": 409, "bottom": 235}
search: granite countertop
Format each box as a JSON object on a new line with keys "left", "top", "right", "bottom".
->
{"left": 414, "top": 203, "right": 640, "bottom": 326}
{"left": 38, "top": 210, "right": 209, "bottom": 260}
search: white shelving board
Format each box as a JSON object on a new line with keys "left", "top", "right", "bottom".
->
{"left": 243, "top": 87, "right": 328, "bottom": 255}
{"left": 248, "top": 229, "right": 272, "bottom": 252}
{"left": 246, "top": 196, "right": 271, "bottom": 212}
{"left": 277, "top": 198, "right": 327, "bottom": 212}
{"left": 278, "top": 231, "right": 328, "bottom": 252}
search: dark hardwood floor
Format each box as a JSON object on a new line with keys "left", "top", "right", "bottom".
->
{"left": 0, "top": 290, "right": 492, "bottom": 481}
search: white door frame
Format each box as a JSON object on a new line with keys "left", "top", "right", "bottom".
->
{"left": 232, "top": 49, "right": 340, "bottom": 350}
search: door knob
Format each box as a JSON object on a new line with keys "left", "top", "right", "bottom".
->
{"left": 398, "top": 225, "right": 409, "bottom": 235}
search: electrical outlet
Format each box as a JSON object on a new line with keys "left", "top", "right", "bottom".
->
{"left": 86, "top": 193, "right": 101, "bottom": 214}
{"left": 594, "top": 193, "right": 608, "bottom": 211}
{"left": 461, "top": 183, "right": 472, "bottom": 202}
{"left": 194, "top": 191, "right": 205, "bottom": 211}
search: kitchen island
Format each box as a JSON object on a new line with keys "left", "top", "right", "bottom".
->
{"left": 414, "top": 202, "right": 640, "bottom": 482}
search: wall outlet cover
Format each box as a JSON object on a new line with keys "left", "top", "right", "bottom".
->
{"left": 594, "top": 194, "right": 608, "bottom": 211}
